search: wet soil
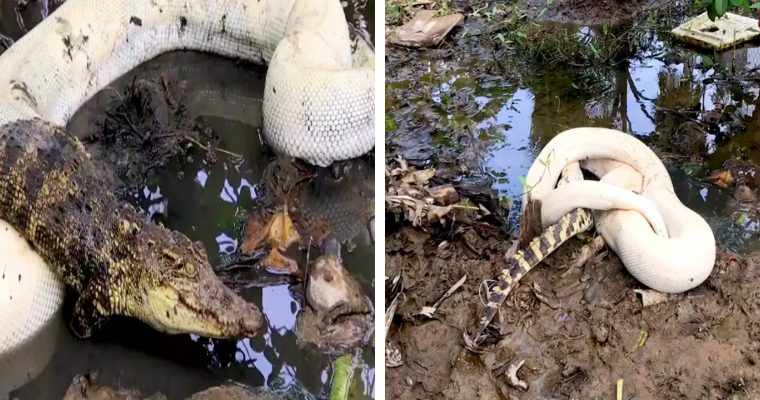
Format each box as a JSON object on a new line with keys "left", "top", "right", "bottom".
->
{"left": 522, "top": 0, "right": 659, "bottom": 25}
{"left": 386, "top": 226, "right": 760, "bottom": 399}
{"left": 387, "top": 0, "right": 760, "bottom": 398}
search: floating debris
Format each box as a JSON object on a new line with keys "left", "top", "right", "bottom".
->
{"left": 671, "top": 12, "right": 760, "bottom": 50}
{"left": 241, "top": 208, "right": 301, "bottom": 253}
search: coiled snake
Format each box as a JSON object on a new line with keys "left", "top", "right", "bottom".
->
{"left": 466, "top": 127, "right": 715, "bottom": 347}
{"left": 0, "top": 0, "right": 374, "bottom": 394}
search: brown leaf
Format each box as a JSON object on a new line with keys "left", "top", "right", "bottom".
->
{"left": 427, "top": 204, "right": 452, "bottom": 223}
{"left": 427, "top": 184, "right": 459, "bottom": 205}
{"left": 401, "top": 168, "right": 436, "bottom": 186}
{"left": 263, "top": 248, "right": 300, "bottom": 275}
{"left": 240, "top": 211, "right": 272, "bottom": 254}
{"left": 388, "top": 10, "right": 464, "bottom": 48}
{"left": 267, "top": 209, "right": 301, "bottom": 251}
{"left": 707, "top": 168, "right": 734, "bottom": 189}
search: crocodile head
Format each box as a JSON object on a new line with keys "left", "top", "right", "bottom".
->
{"left": 125, "top": 231, "right": 264, "bottom": 338}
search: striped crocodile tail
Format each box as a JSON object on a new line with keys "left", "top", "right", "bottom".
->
{"left": 466, "top": 207, "right": 593, "bottom": 350}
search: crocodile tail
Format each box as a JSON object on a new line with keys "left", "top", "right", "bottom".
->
{"left": 468, "top": 207, "right": 593, "bottom": 347}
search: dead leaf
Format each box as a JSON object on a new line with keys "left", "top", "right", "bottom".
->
{"left": 263, "top": 248, "right": 299, "bottom": 275}
{"left": 707, "top": 168, "right": 734, "bottom": 189}
{"left": 401, "top": 168, "right": 436, "bottom": 186}
{"left": 532, "top": 283, "right": 560, "bottom": 310}
{"left": 506, "top": 360, "right": 529, "bottom": 391}
{"left": 267, "top": 209, "right": 301, "bottom": 251}
{"left": 427, "top": 204, "right": 453, "bottom": 223}
{"left": 386, "top": 344, "right": 404, "bottom": 368}
{"left": 427, "top": 184, "right": 459, "bottom": 205}
{"left": 240, "top": 211, "right": 272, "bottom": 254}
{"left": 388, "top": 10, "right": 464, "bottom": 48}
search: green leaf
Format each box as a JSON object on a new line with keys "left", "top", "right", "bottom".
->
{"left": 751, "top": 1, "right": 760, "bottom": 8}
{"left": 707, "top": 2, "right": 718, "bottom": 20}
{"left": 385, "top": 114, "right": 398, "bottom": 132}
{"left": 742, "top": 0, "right": 752, "bottom": 11}
{"left": 681, "top": 163, "right": 703, "bottom": 176}
{"left": 737, "top": 213, "right": 748, "bottom": 224}
{"left": 714, "top": 0, "right": 729, "bottom": 16}
{"left": 329, "top": 354, "right": 355, "bottom": 400}
{"left": 730, "top": 0, "right": 742, "bottom": 7}
{"left": 589, "top": 42, "right": 600, "bottom": 59}
{"left": 703, "top": 55, "right": 715, "bottom": 69}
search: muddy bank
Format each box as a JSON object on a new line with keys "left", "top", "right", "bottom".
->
{"left": 60, "top": 373, "right": 279, "bottom": 400}
{"left": 386, "top": 220, "right": 760, "bottom": 398}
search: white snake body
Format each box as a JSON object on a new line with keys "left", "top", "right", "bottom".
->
{"left": 0, "top": 0, "right": 374, "bottom": 395}
{"left": 524, "top": 127, "right": 716, "bottom": 294}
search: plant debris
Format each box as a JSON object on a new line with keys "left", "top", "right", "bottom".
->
{"left": 633, "top": 289, "right": 669, "bottom": 307}
{"left": 707, "top": 168, "right": 734, "bottom": 189}
{"left": 387, "top": 9, "right": 464, "bottom": 47}
{"left": 414, "top": 274, "right": 467, "bottom": 318}
{"left": 241, "top": 208, "right": 301, "bottom": 254}
{"left": 386, "top": 156, "right": 508, "bottom": 230}
{"left": 386, "top": 343, "right": 404, "bottom": 368}
{"left": 262, "top": 248, "right": 300, "bottom": 275}
{"left": 506, "top": 359, "right": 529, "bottom": 391}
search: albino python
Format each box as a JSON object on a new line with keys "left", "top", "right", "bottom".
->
{"left": 0, "top": 0, "right": 374, "bottom": 394}
{"left": 467, "top": 127, "right": 715, "bottom": 347}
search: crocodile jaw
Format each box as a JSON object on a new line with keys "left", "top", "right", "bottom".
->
{"left": 136, "top": 285, "right": 263, "bottom": 339}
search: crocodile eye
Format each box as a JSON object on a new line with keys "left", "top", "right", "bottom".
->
{"left": 182, "top": 263, "right": 197, "bottom": 278}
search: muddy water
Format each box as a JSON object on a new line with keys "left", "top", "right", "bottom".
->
{"left": 2, "top": 1, "right": 374, "bottom": 399}
{"left": 387, "top": 26, "right": 760, "bottom": 254}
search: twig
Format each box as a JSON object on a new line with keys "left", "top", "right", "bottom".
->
{"left": 182, "top": 135, "right": 243, "bottom": 159}
{"left": 415, "top": 274, "right": 467, "bottom": 318}
{"left": 303, "top": 236, "right": 313, "bottom": 297}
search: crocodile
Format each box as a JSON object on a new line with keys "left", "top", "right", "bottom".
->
{"left": 0, "top": 118, "right": 261, "bottom": 338}
{"left": 464, "top": 207, "right": 593, "bottom": 349}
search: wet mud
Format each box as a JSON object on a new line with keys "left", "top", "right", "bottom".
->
{"left": 386, "top": 225, "right": 760, "bottom": 398}
{"left": 387, "top": 0, "right": 760, "bottom": 398}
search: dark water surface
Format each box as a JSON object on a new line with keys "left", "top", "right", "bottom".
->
{"left": 2, "top": 1, "right": 374, "bottom": 399}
